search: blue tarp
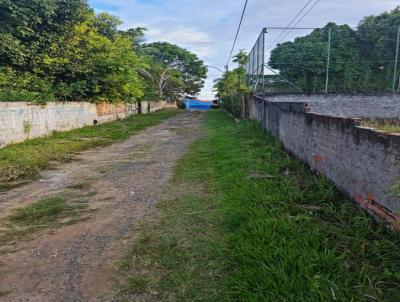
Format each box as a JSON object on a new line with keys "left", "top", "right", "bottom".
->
{"left": 184, "top": 99, "right": 213, "bottom": 111}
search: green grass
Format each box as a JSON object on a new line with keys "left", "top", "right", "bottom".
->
{"left": 8, "top": 197, "right": 73, "bottom": 226}
{"left": 0, "top": 109, "right": 179, "bottom": 187}
{"left": 116, "top": 109, "right": 400, "bottom": 301}
{"left": 0, "top": 197, "right": 86, "bottom": 245}
{"left": 360, "top": 118, "right": 400, "bottom": 133}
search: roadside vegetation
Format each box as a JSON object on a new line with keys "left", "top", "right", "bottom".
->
{"left": 0, "top": 197, "right": 86, "bottom": 246}
{"left": 0, "top": 109, "right": 179, "bottom": 188}
{"left": 117, "top": 110, "right": 400, "bottom": 301}
{"left": 269, "top": 8, "right": 400, "bottom": 93}
{"left": 0, "top": 1, "right": 207, "bottom": 103}
{"left": 361, "top": 118, "right": 400, "bottom": 133}
{"left": 216, "top": 7, "right": 400, "bottom": 116}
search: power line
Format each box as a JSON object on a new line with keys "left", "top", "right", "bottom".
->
{"left": 265, "top": 0, "right": 314, "bottom": 51}
{"left": 278, "top": 0, "right": 321, "bottom": 42}
{"left": 225, "top": 0, "right": 249, "bottom": 70}
{"left": 293, "top": 0, "right": 321, "bottom": 28}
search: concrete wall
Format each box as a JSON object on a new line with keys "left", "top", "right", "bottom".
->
{"left": 264, "top": 94, "right": 400, "bottom": 119}
{"left": 148, "top": 101, "right": 177, "bottom": 112}
{"left": 0, "top": 101, "right": 175, "bottom": 148}
{"left": 250, "top": 96, "right": 400, "bottom": 230}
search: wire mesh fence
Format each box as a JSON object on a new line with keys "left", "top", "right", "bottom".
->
{"left": 246, "top": 25, "right": 400, "bottom": 96}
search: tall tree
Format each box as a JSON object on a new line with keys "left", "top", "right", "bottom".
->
{"left": 0, "top": 0, "right": 89, "bottom": 71}
{"left": 143, "top": 42, "right": 207, "bottom": 97}
{"left": 268, "top": 7, "right": 400, "bottom": 93}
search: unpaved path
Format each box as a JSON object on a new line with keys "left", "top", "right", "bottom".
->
{"left": 0, "top": 112, "right": 204, "bottom": 302}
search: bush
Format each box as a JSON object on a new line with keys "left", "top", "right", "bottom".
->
{"left": 0, "top": 68, "right": 55, "bottom": 103}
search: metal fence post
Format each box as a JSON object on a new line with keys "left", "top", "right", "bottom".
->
{"left": 392, "top": 25, "right": 400, "bottom": 91}
{"left": 262, "top": 28, "right": 266, "bottom": 97}
{"left": 325, "top": 27, "right": 332, "bottom": 94}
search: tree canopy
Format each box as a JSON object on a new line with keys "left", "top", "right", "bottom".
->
{"left": 268, "top": 7, "right": 400, "bottom": 93}
{"left": 0, "top": 0, "right": 207, "bottom": 103}
{"left": 143, "top": 42, "right": 208, "bottom": 99}
{"left": 215, "top": 50, "right": 249, "bottom": 117}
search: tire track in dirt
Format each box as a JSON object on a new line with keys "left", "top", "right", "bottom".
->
{"left": 0, "top": 112, "right": 204, "bottom": 302}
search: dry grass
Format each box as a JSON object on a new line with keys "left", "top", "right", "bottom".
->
{"left": 360, "top": 118, "right": 400, "bottom": 133}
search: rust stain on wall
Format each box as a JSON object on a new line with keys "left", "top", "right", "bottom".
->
{"left": 96, "top": 102, "right": 126, "bottom": 116}
{"left": 354, "top": 193, "right": 400, "bottom": 232}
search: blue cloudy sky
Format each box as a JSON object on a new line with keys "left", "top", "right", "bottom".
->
{"left": 88, "top": 0, "right": 399, "bottom": 99}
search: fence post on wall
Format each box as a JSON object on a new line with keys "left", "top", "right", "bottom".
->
{"left": 325, "top": 27, "right": 332, "bottom": 94}
{"left": 392, "top": 25, "right": 400, "bottom": 91}
{"left": 262, "top": 28, "right": 266, "bottom": 97}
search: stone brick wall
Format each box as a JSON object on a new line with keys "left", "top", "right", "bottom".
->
{"left": 263, "top": 93, "right": 400, "bottom": 118}
{"left": 249, "top": 96, "right": 400, "bottom": 230}
{"left": 0, "top": 101, "right": 175, "bottom": 148}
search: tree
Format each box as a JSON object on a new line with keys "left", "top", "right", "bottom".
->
{"left": 215, "top": 51, "right": 249, "bottom": 117}
{"left": 269, "top": 23, "right": 363, "bottom": 93}
{"left": 143, "top": 42, "right": 207, "bottom": 97}
{"left": 0, "top": 1, "right": 145, "bottom": 103}
{"left": 94, "top": 12, "right": 123, "bottom": 40}
{"left": 268, "top": 7, "right": 400, "bottom": 93}
{"left": 51, "top": 14, "right": 145, "bottom": 102}
{"left": 122, "top": 27, "right": 147, "bottom": 47}
{"left": 357, "top": 7, "right": 400, "bottom": 90}
{"left": 0, "top": 0, "right": 205, "bottom": 103}
{"left": 0, "top": 0, "right": 89, "bottom": 71}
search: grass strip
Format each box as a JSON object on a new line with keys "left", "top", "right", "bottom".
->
{"left": 117, "top": 109, "right": 400, "bottom": 301}
{"left": 0, "top": 109, "right": 179, "bottom": 187}
{"left": 0, "top": 197, "right": 86, "bottom": 246}
{"left": 360, "top": 118, "right": 400, "bottom": 133}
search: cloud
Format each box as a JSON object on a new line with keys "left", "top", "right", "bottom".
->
{"left": 88, "top": 0, "right": 399, "bottom": 99}
{"left": 148, "top": 27, "right": 211, "bottom": 44}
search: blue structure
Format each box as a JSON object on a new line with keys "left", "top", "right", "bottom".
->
{"left": 184, "top": 99, "right": 213, "bottom": 111}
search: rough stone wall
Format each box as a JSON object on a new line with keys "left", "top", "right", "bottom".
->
{"left": 264, "top": 94, "right": 400, "bottom": 118}
{"left": 0, "top": 101, "right": 174, "bottom": 148}
{"left": 249, "top": 96, "right": 400, "bottom": 230}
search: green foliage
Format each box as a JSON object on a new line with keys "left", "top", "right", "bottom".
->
{"left": 269, "top": 7, "right": 400, "bottom": 93}
{"left": 9, "top": 198, "right": 71, "bottom": 226}
{"left": 0, "top": 196, "right": 89, "bottom": 246}
{"left": 0, "top": 68, "right": 55, "bottom": 103}
{"left": 0, "top": 1, "right": 206, "bottom": 103}
{"left": 215, "top": 50, "right": 250, "bottom": 117}
{"left": 0, "top": 109, "right": 179, "bottom": 186}
{"left": 360, "top": 118, "right": 400, "bottom": 132}
{"left": 94, "top": 12, "right": 123, "bottom": 40}
{"left": 116, "top": 110, "right": 400, "bottom": 301}
{"left": 143, "top": 42, "right": 208, "bottom": 98}
{"left": 122, "top": 27, "right": 147, "bottom": 48}
{"left": 0, "top": 0, "right": 88, "bottom": 71}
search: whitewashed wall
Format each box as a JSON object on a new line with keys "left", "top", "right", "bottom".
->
{"left": 0, "top": 101, "right": 175, "bottom": 148}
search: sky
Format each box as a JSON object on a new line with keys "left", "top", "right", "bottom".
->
{"left": 88, "top": 0, "right": 399, "bottom": 100}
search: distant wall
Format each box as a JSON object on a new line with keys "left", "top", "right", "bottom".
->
{"left": 249, "top": 96, "right": 400, "bottom": 230}
{"left": 0, "top": 101, "right": 175, "bottom": 148}
{"left": 148, "top": 101, "right": 177, "bottom": 112}
{"left": 263, "top": 94, "right": 400, "bottom": 119}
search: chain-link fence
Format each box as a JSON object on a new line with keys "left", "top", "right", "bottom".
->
{"left": 246, "top": 26, "right": 400, "bottom": 96}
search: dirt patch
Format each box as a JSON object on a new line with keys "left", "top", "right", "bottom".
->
{"left": 0, "top": 112, "right": 204, "bottom": 302}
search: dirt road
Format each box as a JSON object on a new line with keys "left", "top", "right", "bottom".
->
{"left": 0, "top": 112, "right": 204, "bottom": 302}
